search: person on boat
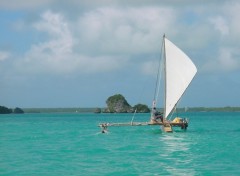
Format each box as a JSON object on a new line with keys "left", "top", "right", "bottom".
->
{"left": 152, "top": 107, "right": 163, "bottom": 122}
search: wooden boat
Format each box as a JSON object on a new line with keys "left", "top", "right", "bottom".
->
{"left": 99, "top": 34, "right": 197, "bottom": 133}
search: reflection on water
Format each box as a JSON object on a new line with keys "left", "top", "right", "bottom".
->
{"left": 159, "top": 133, "right": 196, "bottom": 175}
{"left": 161, "top": 134, "right": 190, "bottom": 152}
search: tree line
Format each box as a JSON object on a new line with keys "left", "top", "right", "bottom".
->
{"left": 0, "top": 106, "right": 24, "bottom": 114}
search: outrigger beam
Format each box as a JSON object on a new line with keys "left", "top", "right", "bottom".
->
{"left": 98, "top": 120, "right": 188, "bottom": 133}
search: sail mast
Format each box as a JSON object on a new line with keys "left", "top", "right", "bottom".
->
{"left": 152, "top": 35, "right": 165, "bottom": 110}
{"left": 163, "top": 34, "right": 167, "bottom": 119}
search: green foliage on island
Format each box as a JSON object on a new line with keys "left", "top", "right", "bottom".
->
{"left": 105, "top": 94, "right": 132, "bottom": 113}
{"left": 13, "top": 107, "right": 24, "bottom": 114}
{"left": 133, "top": 104, "right": 150, "bottom": 113}
{"left": 2, "top": 103, "right": 240, "bottom": 114}
{"left": 0, "top": 106, "right": 24, "bottom": 114}
{"left": 105, "top": 94, "right": 150, "bottom": 113}
{"left": 0, "top": 106, "right": 12, "bottom": 114}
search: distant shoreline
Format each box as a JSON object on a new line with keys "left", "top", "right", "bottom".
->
{"left": 21, "top": 107, "right": 240, "bottom": 113}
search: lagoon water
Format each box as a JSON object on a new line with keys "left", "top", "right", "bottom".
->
{"left": 1, "top": 112, "right": 240, "bottom": 175}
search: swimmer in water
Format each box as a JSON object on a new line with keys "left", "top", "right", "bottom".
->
{"left": 100, "top": 123, "right": 108, "bottom": 133}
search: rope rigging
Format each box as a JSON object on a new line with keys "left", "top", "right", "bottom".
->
{"left": 152, "top": 37, "right": 165, "bottom": 110}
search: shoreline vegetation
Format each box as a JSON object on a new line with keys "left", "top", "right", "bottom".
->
{"left": 1, "top": 94, "right": 240, "bottom": 114}
{"left": 1, "top": 107, "right": 240, "bottom": 114}
{"left": 22, "top": 107, "right": 240, "bottom": 113}
{"left": 0, "top": 106, "right": 24, "bottom": 114}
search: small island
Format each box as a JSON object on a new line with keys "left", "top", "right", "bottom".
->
{"left": 104, "top": 94, "right": 150, "bottom": 113}
{"left": 0, "top": 106, "right": 24, "bottom": 114}
{"left": 13, "top": 107, "right": 25, "bottom": 114}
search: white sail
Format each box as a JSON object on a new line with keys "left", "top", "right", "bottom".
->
{"left": 164, "top": 37, "right": 197, "bottom": 119}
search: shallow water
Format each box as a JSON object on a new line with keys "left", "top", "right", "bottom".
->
{"left": 1, "top": 112, "right": 240, "bottom": 175}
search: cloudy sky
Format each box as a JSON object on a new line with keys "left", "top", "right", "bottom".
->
{"left": 1, "top": 0, "right": 240, "bottom": 108}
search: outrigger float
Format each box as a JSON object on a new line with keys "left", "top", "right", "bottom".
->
{"left": 99, "top": 34, "right": 197, "bottom": 133}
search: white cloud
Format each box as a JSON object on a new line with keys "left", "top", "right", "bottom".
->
{"left": 9, "top": 1, "right": 240, "bottom": 76}
{"left": 13, "top": 7, "right": 177, "bottom": 75}
{"left": 200, "top": 1, "right": 240, "bottom": 73}
{"left": 16, "top": 10, "right": 126, "bottom": 75}
{"left": 34, "top": 11, "right": 71, "bottom": 40}
{"left": 19, "top": 10, "right": 73, "bottom": 73}
{"left": 203, "top": 47, "right": 240, "bottom": 72}
{"left": 0, "top": 51, "right": 10, "bottom": 61}
{"left": 141, "top": 60, "right": 160, "bottom": 76}
{"left": 77, "top": 7, "right": 175, "bottom": 55}
{"left": 218, "top": 48, "right": 240, "bottom": 71}
{"left": 209, "top": 16, "right": 229, "bottom": 36}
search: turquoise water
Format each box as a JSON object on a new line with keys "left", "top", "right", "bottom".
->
{"left": 1, "top": 112, "right": 240, "bottom": 175}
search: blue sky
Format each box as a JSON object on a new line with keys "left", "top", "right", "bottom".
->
{"left": 1, "top": 0, "right": 240, "bottom": 108}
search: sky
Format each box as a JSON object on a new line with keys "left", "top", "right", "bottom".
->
{"left": 1, "top": 0, "right": 240, "bottom": 108}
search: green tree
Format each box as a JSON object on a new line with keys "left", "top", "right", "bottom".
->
{"left": 0, "top": 106, "right": 12, "bottom": 114}
{"left": 133, "top": 104, "right": 150, "bottom": 113}
{"left": 106, "top": 94, "right": 132, "bottom": 113}
{"left": 13, "top": 107, "right": 24, "bottom": 114}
